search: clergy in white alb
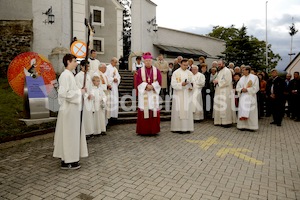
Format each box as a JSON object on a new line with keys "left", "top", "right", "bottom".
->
{"left": 94, "top": 63, "right": 111, "bottom": 125}
{"left": 191, "top": 65, "right": 206, "bottom": 120}
{"left": 88, "top": 50, "right": 101, "bottom": 78}
{"left": 213, "top": 60, "right": 236, "bottom": 126}
{"left": 53, "top": 54, "right": 88, "bottom": 169}
{"left": 171, "top": 59, "right": 194, "bottom": 132}
{"left": 91, "top": 76, "right": 107, "bottom": 135}
{"left": 236, "top": 66, "right": 259, "bottom": 130}
{"left": 105, "top": 57, "right": 121, "bottom": 119}
{"left": 75, "top": 60, "right": 94, "bottom": 137}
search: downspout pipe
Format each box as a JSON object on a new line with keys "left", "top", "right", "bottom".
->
{"left": 71, "top": 0, "right": 73, "bottom": 42}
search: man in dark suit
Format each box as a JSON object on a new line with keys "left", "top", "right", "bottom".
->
{"left": 200, "top": 63, "right": 211, "bottom": 119}
{"left": 284, "top": 73, "right": 292, "bottom": 117}
{"left": 172, "top": 56, "right": 183, "bottom": 73}
{"left": 289, "top": 71, "right": 300, "bottom": 121}
{"left": 266, "top": 69, "right": 285, "bottom": 126}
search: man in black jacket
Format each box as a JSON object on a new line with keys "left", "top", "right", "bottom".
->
{"left": 266, "top": 69, "right": 285, "bottom": 126}
{"left": 289, "top": 71, "right": 300, "bottom": 121}
{"left": 200, "top": 63, "right": 210, "bottom": 119}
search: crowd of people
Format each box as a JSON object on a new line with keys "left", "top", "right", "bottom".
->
{"left": 53, "top": 51, "right": 300, "bottom": 170}
{"left": 132, "top": 53, "right": 300, "bottom": 134}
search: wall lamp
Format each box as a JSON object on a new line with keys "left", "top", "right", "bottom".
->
{"left": 147, "top": 17, "right": 158, "bottom": 32}
{"left": 42, "top": 6, "right": 55, "bottom": 24}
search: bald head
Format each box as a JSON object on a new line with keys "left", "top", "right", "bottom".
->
{"left": 111, "top": 57, "right": 118, "bottom": 66}
{"left": 99, "top": 63, "right": 107, "bottom": 73}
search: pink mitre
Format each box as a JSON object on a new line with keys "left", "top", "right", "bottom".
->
{"left": 142, "top": 52, "right": 153, "bottom": 60}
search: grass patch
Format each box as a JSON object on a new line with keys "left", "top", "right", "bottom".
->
{"left": 0, "top": 78, "right": 56, "bottom": 142}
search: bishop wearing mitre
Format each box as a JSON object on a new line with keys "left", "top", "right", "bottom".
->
{"left": 136, "top": 52, "right": 162, "bottom": 135}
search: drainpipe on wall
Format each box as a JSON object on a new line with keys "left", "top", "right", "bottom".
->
{"left": 70, "top": 0, "right": 73, "bottom": 42}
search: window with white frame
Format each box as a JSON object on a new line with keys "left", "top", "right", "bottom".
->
{"left": 93, "top": 37, "right": 104, "bottom": 54}
{"left": 90, "top": 6, "right": 104, "bottom": 26}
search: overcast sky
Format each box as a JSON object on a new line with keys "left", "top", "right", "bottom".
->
{"left": 151, "top": 0, "right": 300, "bottom": 71}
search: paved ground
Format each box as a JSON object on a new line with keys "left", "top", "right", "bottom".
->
{"left": 0, "top": 117, "right": 300, "bottom": 200}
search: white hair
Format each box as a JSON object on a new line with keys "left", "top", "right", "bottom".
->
{"left": 99, "top": 63, "right": 106, "bottom": 68}
{"left": 192, "top": 65, "right": 198, "bottom": 69}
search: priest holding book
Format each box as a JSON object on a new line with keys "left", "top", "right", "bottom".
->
{"left": 236, "top": 66, "right": 259, "bottom": 130}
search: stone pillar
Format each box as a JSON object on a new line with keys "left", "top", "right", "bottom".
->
{"left": 48, "top": 47, "right": 70, "bottom": 75}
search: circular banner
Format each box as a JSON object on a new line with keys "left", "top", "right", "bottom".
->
{"left": 70, "top": 40, "right": 87, "bottom": 58}
{"left": 7, "top": 52, "right": 56, "bottom": 97}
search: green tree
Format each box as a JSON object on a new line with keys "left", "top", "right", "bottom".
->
{"left": 208, "top": 25, "right": 281, "bottom": 71}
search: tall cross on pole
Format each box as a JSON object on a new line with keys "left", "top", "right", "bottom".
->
{"left": 80, "top": 13, "right": 94, "bottom": 135}
{"left": 83, "top": 13, "right": 94, "bottom": 88}
{"left": 289, "top": 17, "right": 298, "bottom": 62}
{"left": 265, "top": 1, "right": 268, "bottom": 70}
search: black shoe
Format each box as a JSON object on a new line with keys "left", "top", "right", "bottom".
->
{"left": 221, "top": 124, "right": 232, "bottom": 128}
{"left": 93, "top": 134, "right": 101, "bottom": 137}
{"left": 101, "top": 132, "right": 107, "bottom": 136}
{"left": 86, "top": 135, "right": 94, "bottom": 140}
{"left": 277, "top": 124, "right": 282, "bottom": 126}
{"left": 270, "top": 121, "right": 276, "bottom": 125}
{"left": 61, "top": 162, "right": 81, "bottom": 170}
{"left": 173, "top": 131, "right": 187, "bottom": 134}
{"left": 294, "top": 118, "right": 300, "bottom": 122}
{"left": 182, "top": 131, "right": 191, "bottom": 134}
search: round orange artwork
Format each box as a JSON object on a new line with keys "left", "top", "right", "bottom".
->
{"left": 7, "top": 52, "right": 56, "bottom": 97}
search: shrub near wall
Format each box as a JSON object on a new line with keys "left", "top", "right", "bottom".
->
{"left": 0, "top": 20, "right": 33, "bottom": 78}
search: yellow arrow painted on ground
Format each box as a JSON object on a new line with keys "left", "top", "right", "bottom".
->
{"left": 186, "top": 136, "right": 219, "bottom": 151}
{"left": 216, "top": 148, "right": 264, "bottom": 165}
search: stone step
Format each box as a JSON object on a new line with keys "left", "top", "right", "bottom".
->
{"left": 119, "top": 85, "right": 133, "bottom": 89}
{"left": 121, "top": 77, "right": 134, "bottom": 81}
{"left": 119, "top": 69, "right": 132, "bottom": 73}
{"left": 120, "top": 71, "right": 133, "bottom": 74}
{"left": 119, "top": 88, "right": 134, "bottom": 91}
{"left": 119, "top": 92, "right": 134, "bottom": 96}
{"left": 120, "top": 79, "right": 133, "bottom": 83}
{"left": 112, "top": 114, "right": 171, "bottom": 124}
{"left": 120, "top": 75, "right": 133, "bottom": 78}
{"left": 118, "top": 100, "right": 172, "bottom": 106}
{"left": 118, "top": 110, "right": 171, "bottom": 117}
{"left": 119, "top": 70, "right": 133, "bottom": 74}
{"left": 118, "top": 106, "right": 172, "bottom": 112}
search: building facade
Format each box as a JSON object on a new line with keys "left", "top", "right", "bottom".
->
{"left": 129, "top": 0, "right": 225, "bottom": 70}
{"left": 1, "top": 0, "right": 225, "bottom": 75}
{"left": 0, "top": 0, "right": 123, "bottom": 75}
{"left": 285, "top": 52, "right": 300, "bottom": 78}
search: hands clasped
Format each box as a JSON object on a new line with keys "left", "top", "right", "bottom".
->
{"left": 146, "top": 84, "right": 154, "bottom": 91}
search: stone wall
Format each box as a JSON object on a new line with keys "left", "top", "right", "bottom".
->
{"left": 0, "top": 20, "right": 33, "bottom": 78}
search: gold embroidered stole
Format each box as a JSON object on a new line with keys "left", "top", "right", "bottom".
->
{"left": 176, "top": 70, "right": 189, "bottom": 119}
{"left": 101, "top": 73, "right": 111, "bottom": 119}
{"left": 141, "top": 66, "right": 158, "bottom": 118}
